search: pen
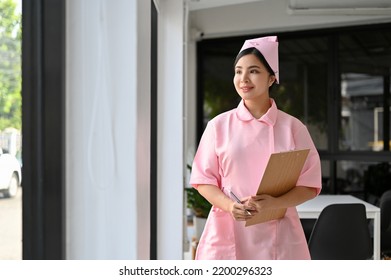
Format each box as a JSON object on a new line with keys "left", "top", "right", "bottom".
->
{"left": 229, "top": 190, "right": 252, "bottom": 215}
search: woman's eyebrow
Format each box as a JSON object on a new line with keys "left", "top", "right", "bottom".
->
{"left": 235, "top": 65, "right": 261, "bottom": 69}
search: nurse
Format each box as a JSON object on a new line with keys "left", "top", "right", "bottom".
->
{"left": 189, "top": 36, "right": 322, "bottom": 260}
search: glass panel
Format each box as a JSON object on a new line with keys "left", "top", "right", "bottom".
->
{"left": 337, "top": 160, "right": 391, "bottom": 200}
{"left": 340, "top": 73, "right": 389, "bottom": 151}
{"left": 277, "top": 36, "right": 329, "bottom": 150}
{"left": 339, "top": 30, "right": 391, "bottom": 151}
{"left": 202, "top": 41, "right": 241, "bottom": 127}
{"left": 336, "top": 160, "right": 366, "bottom": 194}
{"left": 0, "top": 0, "right": 22, "bottom": 260}
{"left": 373, "top": 105, "right": 391, "bottom": 150}
{"left": 320, "top": 160, "right": 331, "bottom": 194}
{"left": 363, "top": 161, "right": 391, "bottom": 199}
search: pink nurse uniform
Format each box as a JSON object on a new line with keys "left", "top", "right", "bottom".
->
{"left": 190, "top": 99, "right": 322, "bottom": 260}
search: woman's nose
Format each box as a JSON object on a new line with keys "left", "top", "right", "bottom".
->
{"left": 241, "top": 75, "right": 249, "bottom": 83}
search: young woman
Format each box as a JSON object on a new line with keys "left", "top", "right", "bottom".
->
{"left": 189, "top": 36, "right": 321, "bottom": 260}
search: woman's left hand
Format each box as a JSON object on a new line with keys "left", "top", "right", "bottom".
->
{"left": 246, "top": 194, "right": 279, "bottom": 212}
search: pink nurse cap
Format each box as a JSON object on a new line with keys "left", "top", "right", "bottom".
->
{"left": 239, "top": 36, "right": 279, "bottom": 84}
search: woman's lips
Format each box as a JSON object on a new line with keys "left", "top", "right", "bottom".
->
{"left": 241, "top": 86, "right": 253, "bottom": 92}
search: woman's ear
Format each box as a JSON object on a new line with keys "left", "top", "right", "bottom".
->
{"left": 269, "top": 75, "right": 276, "bottom": 87}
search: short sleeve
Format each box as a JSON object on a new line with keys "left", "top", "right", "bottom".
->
{"left": 294, "top": 125, "right": 322, "bottom": 195}
{"left": 189, "top": 121, "right": 221, "bottom": 189}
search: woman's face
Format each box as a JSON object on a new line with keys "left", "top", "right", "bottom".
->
{"left": 233, "top": 54, "right": 275, "bottom": 102}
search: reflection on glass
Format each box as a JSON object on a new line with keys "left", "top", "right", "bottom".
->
{"left": 336, "top": 161, "right": 391, "bottom": 199}
{"left": 340, "top": 73, "right": 386, "bottom": 151}
{"left": 276, "top": 37, "right": 329, "bottom": 150}
{"left": 339, "top": 31, "right": 391, "bottom": 151}
{"left": 336, "top": 160, "right": 366, "bottom": 194}
{"left": 320, "top": 160, "right": 330, "bottom": 194}
{"left": 202, "top": 43, "right": 241, "bottom": 126}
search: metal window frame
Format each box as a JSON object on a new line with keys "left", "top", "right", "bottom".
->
{"left": 22, "top": 0, "right": 66, "bottom": 259}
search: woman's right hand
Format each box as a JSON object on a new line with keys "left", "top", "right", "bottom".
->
{"left": 196, "top": 184, "right": 255, "bottom": 221}
{"left": 229, "top": 200, "right": 255, "bottom": 221}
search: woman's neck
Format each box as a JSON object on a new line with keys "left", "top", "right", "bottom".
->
{"left": 244, "top": 98, "right": 271, "bottom": 119}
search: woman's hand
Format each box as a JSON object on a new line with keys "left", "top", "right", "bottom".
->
{"left": 229, "top": 197, "right": 255, "bottom": 221}
{"left": 246, "top": 187, "right": 317, "bottom": 212}
{"left": 246, "top": 194, "right": 279, "bottom": 212}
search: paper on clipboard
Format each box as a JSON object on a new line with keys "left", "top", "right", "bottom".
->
{"left": 245, "top": 149, "right": 310, "bottom": 227}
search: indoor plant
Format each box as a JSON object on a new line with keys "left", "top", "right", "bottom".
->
{"left": 185, "top": 187, "right": 212, "bottom": 219}
{"left": 185, "top": 187, "right": 211, "bottom": 240}
{"left": 185, "top": 164, "right": 212, "bottom": 240}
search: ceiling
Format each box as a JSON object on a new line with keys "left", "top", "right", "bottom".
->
{"left": 187, "top": 0, "right": 391, "bottom": 14}
{"left": 187, "top": 0, "right": 264, "bottom": 11}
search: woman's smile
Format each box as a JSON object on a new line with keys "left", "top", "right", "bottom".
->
{"left": 240, "top": 86, "right": 254, "bottom": 93}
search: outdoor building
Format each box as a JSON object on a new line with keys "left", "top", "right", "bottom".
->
{"left": 21, "top": 0, "right": 391, "bottom": 260}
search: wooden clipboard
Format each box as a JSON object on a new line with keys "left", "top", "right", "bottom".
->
{"left": 245, "top": 149, "right": 310, "bottom": 226}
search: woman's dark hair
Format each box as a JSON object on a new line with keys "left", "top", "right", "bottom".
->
{"left": 234, "top": 47, "right": 276, "bottom": 86}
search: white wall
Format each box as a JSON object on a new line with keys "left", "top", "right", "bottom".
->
{"left": 157, "top": 0, "right": 185, "bottom": 260}
{"left": 135, "top": 0, "right": 152, "bottom": 260}
{"left": 66, "top": 0, "right": 151, "bottom": 259}
{"left": 184, "top": 3, "right": 198, "bottom": 174}
{"left": 66, "top": 0, "right": 186, "bottom": 260}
